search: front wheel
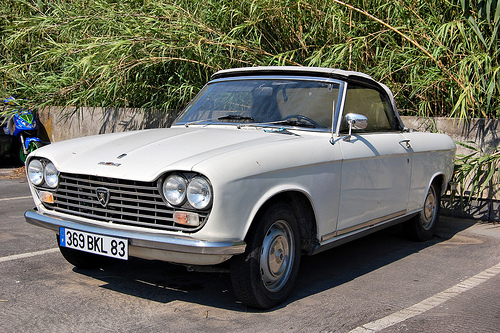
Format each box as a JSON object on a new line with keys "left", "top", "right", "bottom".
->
{"left": 404, "top": 182, "right": 441, "bottom": 241}
{"left": 230, "top": 202, "right": 302, "bottom": 309}
{"left": 19, "top": 140, "right": 40, "bottom": 164}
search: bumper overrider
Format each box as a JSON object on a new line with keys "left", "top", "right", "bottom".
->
{"left": 25, "top": 209, "right": 246, "bottom": 265}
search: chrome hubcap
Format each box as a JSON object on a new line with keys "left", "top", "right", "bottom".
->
{"left": 260, "top": 220, "right": 294, "bottom": 292}
{"left": 422, "top": 187, "right": 437, "bottom": 230}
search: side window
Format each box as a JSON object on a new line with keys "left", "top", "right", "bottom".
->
{"left": 276, "top": 86, "right": 338, "bottom": 128}
{"left": 341, "top": 85, "right": 395, "bottom": 132}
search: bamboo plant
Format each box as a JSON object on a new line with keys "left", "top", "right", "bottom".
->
{"left": 1, "top": 0, "right": 499, "bottom": 204}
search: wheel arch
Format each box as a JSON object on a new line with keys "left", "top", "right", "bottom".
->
{"left": 246, "top": 191, "right": 318, "bottom": 255}
{"left": 404, "top": 172, "right": 444, "bottom": 242}
{"left": 428, "top": 172, "right": 446, "bottom": 197}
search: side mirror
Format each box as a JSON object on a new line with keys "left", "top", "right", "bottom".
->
{"left": 343, "top": 113, "right": 368, "bottom": 141}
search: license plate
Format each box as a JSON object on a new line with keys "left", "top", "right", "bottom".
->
{"left": 59, "top": 227, "right": 128, "bottom": 260}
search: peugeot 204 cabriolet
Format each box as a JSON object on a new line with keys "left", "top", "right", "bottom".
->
{"left": 25, "top": 66, "right": 456, "bottom": 309}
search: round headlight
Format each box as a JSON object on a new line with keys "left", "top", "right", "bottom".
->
{"left": 44, "top": 162, "right": 59, "bottom": 188}
{"left": 27, "top": 159, "right": 44, "bottom": 186}
{"left": 187, "top": 176, "right": 212, "bottom": 210}
{"left": 163, "top": 174, "right": 187, "bottom": 206}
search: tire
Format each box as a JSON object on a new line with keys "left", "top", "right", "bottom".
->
{"left": 404, "top": 182, "right": 441, "bottom": 241}
{"left": 19, "top": 141, "right": 40, "bottom": 164}
{"left": 57, "top": 235, "right": 114, "bottom": 269}
{"left": 230, "top": 202, "right": 302, "bottom": 309}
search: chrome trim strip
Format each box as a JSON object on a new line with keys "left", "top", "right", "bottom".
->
{"left": 25, "top": 209, "right": 246, "bottom": 256}
{"left": 60, "top": 174, "right": 156, "bottom": 190}
{"left": 52, "top": 207, "right": 177, "bottom": 230}
{"left": 57, "top": 185, "right": 162, "bottom": 199}
{"left": 335, "top": 81, "right": 347, "bottom": 136}
{"left": 313, "top": 209, "right": 420, "bottom": 255}
{"left": 321, "top": 210, "right": 407, "bottom": 242}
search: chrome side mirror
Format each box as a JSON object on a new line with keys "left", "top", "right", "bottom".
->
{"left": 343, "top": 113, "right": 368, "bottom": 141}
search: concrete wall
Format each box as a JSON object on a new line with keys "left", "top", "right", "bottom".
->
{"left": 37, "top": 106, "right": 176, "bottom": 143}
{"left": 402, "top": 116, "right": 499, "bottom": 156}
{"left": 35, "top": 107, "right": 499, "bottom": 221}
{"left": 37, "top": 107, "right": 499, "bottom": 156}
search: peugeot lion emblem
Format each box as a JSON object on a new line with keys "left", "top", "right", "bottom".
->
{"left": 96, "top": 187, "right": 110, "bottom": 207}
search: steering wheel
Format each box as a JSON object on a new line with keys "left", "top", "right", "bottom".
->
{"left": 282, "top": 114, "right": 322, "bottom": 128}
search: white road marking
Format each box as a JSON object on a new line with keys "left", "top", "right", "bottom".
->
{"left": 0, "top": 248, "right": 59, "bottom": 263}
{"left": 0, "top": 196, "right": 32, "bottom": 201}
{"left": 350, "top": 262, "right": 500, "bottom": 332}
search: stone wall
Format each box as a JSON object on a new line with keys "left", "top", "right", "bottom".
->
{"left": 37, "top": 106, "right": 176, "bottom": 143}
{"left": 401, "top": 116, "right": 499, "bottom": 156}
{"left": 37, "top": 108, "right": 499, "bottom": 157}
{"left": 34, "top": 107, "right": 499, "bottom": 221}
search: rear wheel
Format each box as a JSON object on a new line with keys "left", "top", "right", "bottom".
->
{"left": 230, "top": 202, "right": 302, "bottom": 309}
{"left": 404, "top": 182, "right": 440, "bottom": 241}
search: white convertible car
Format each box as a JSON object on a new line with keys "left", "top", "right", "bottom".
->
{"left": 25, "top": 66, "right": 456, "bottom": 309}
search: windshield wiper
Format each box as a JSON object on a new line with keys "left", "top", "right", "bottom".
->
{"left": 218, "top": 115, "right": 255, "bottom": 123}
{"left": 183, "top": 115, "right": 254, "bottom": 127}
{"left": 273, "top": 119, "right": 317, "bottom": 128}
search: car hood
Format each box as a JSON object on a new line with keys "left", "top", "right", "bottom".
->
{"left": 31, "top": 126, "right": 302, "bottom": 181}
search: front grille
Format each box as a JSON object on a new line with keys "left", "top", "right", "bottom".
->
{"left": 42, "top": 173, "right": 208, "bottom": 232}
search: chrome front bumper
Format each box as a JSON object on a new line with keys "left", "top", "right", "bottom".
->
{"left": 25, "top": 209, "right": 246, "bottom": 265}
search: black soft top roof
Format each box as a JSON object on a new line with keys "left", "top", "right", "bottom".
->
{"left": 212, "top": 66, "right": 378, "bottom": 86}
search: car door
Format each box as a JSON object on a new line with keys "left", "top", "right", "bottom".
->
{"left": 336, "top": 84, "right": 412, "bottom": 235}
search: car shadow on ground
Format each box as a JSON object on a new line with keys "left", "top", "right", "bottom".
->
{"left": 72, "top": 217, "right": 475, "bottom": 312}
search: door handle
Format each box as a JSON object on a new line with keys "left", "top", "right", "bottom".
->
{"left": 400, "top": 139, "right": 412, "bottom": 149}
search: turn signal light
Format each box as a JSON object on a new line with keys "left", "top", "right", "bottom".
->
{"left": 39, "top": 191, "right": 54, "bottom": 204}
{"left": 173, "top": 211, "right": 200, "bottom": 226}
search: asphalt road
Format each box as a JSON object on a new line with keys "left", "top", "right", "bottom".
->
{"left": 1, "top": 167, "right": 499, "bottom": 332}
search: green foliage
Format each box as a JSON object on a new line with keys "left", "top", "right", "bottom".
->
{"left": 1, "top": 0, "right": 499, "bottom": 204}
{"left": 1, "top": 0, "right": 499, "bottom": 118}
{"left": 453, "top": 141, "right": 499, "bottom": 202}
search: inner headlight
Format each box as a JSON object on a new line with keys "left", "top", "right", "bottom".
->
{"left": 163, "top": 174, "right": 187, "bottom": 206}
{"left": 44, "top": 162, "right": 59, "bottom": 188}
{"left": 187, "top": 176, "right": 212, "bottom": 210}
{"left": 27, "top": 159, "right": 44, "bottom": 186}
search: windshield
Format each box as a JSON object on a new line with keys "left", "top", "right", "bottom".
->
{"left": 174, "top": 78, "right": 341, "bottom": 130}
